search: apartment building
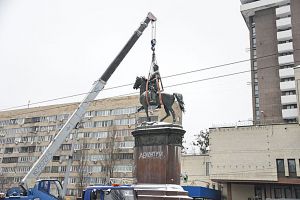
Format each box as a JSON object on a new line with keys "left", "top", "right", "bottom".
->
{"left": 0, "top": 95, "right": 182, "bottom": 199}
{"left": 241, "top": 0, "right": 300, "bottom": 124}
{"left": 203, "top": 2, "right": 300, "bottom": 199}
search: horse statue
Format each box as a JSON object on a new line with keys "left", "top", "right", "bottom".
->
{"left": 133, "top": 76, "right": 185, "bottom": 123}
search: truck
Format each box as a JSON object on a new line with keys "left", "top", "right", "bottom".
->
{"left": 83, "top": 184, "right": 193, "bottom": 200}
{"left": 2, "top": 12, "right": 157, "bottom": 200}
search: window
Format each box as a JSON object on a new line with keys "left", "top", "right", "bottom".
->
{"left": 40, "top": 115, "right": 57, "bottom": 122}
{"left": 83, "top": 121, "right": 94, "bottom": 128}
{"left": 57, "top": 114, "right": 69, "bottom": 121}
{"left": 115, "top": 141, "right": 134, "bottom": 149}
{"left": 0, "top": 120, "right": 9, "bottom": 127}
{"left": 84, "top": 111, "right": 94, "bottom": 118}
{"left": 280, "top": 64, "right": 294, "bottom": 69}
{"left": 4, "top": 147, "right": 13, "bottom": 154}
{"left": 282, "top": 90, "right": 296, "bottom": 96}
{"left": 279, "top": 52, "right": 293, "bottom": 56}
{"left": 19, "top": 146, "right": 36, "bottom": 153}
{"left": 2, "top": 157, "right": 18, "bottom": 163}
{"left": 288, "top": 159, "right": 296, "bottom": 177}
{"left": 61, "top": 144, "right": 71, "bottom": 151}
{"left": 274, "top": 188, "right": 282, "bottom": 198}
{"left": 252, "top": 26, "right": 256, "bottom": 36}
{"left": 52, "top": 156, "right": 60, "bottom": 162}
{"left": 43, "top": 166, "right": 51, "bottom": 173}
{"left": 95, "top": 109, "right": 111, "bottom": 116}
{"left": 113, "top": 165, "right": 133, "bottom": 172}
{"left": 284, "top": 187, "right": 292, "bottom": 198}
{"left": 295, "top": 186, "right": 300, "bottom": 198}
{"left": 284, "top": 118, "right": 297, "bottom": 123}
{"left": 114, "top": 118, "right": 136, "bottom": 126}
{"left": 91, "top": 131, "right": 109, "bottom": 139}
{"left": 51, "top": 166, "right": 59, "bottom": 173}
{"left": 253, "top": 49, "right": 257, "bottom": 58}
{"left": 115, "top": 129, "right": 131, "bottom": 137}
{"left": 254, "top": 186, "right": 263, "bottom": 200}
{"left": 253, "top": 60, "right": 257, "bottom": 68}
{"left": 6, "top": 137, "right": 15, "bottom": 144}
{"left": 94, "top": 120, "right": 112, "bottom": 127}
{"left": 114, "top": 153, "right": 133, "bottom": 160}
{"left": 283, "top": 104, "right": 297, "bottom": 109}
{"left": 280, "top": 77, "right": 295, "bottom": 82}
{"left": 276, "top": 159, "right": 285, "bottom": 177}
{"left": 24, "top": 117, "right": 40, "bottom": 124}
{"left": 205, "top": 162, "right": 210, "bottom": 176}
{"left": 252, "top": 38, "right": 256, "bottom": 48}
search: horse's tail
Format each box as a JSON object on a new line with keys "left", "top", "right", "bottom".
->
{"left": 173, "top": 93, "right": 185, "bottom": 113}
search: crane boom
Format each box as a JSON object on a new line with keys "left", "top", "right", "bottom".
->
{"left": 20, "top": 12, "right": 157, "bottom": 188}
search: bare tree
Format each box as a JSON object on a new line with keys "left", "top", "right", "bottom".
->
{"left": 193, "top": 130, "right": 209, "bottom": 154}
{"left": 75, "top": 135, "right": 89, "bottom": 199}
{"left": 102, "top": 123, "right": 119, "bottom": 184}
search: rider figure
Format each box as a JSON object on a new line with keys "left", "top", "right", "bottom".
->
{"left": 149, "top": 64, "right": 162, "bottom": 108}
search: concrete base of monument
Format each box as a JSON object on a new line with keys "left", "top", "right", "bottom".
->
{"left": 137, "top": 121, "right": 183, "bottom": 129}
{"left": 134, "top": 184, "right": 192, "bottom": 200}
{"left": 132, "top": 122, "right": 186, "bottom": 185}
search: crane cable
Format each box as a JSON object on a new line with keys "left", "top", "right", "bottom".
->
{"left": 146, "top": 21, "right": 163, "bottom": 107}
{"left": 145, "top": 21, "right": 156, "bottom": 106}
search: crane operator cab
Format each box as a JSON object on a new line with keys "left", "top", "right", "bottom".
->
{"left": 3, "top": 179, "right": 63, "bottom": 200}
{"left": 84, "top": 185, "right": 137, "bottom": 200}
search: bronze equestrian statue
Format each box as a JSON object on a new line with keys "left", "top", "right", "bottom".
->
{"left": 133, "top": 76, "right": 185, "bottom": 123}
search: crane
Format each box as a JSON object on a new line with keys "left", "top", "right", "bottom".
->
{"left": 4, "top": 12, "right": 156, "bottom": 200}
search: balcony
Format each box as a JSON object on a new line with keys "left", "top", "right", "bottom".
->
{"left": 276, "top": 5, "right": 291, "bottom": 18}
{"left": 279, "top": 68, "right": 294, "bottom": 78}
{"left": 282, "top": 108, "right": 298, "bottom": 119}
{"left": 278, "top": 54, "right": 294, "bottom": 65}
{"left": 277, "top": 29, "right": 293, "bottom": 42}
{"left": 280, "top": 80, "right": 296, "bottom": 91}
{"left": 241, "top": 0, "right": 290, "bottom": 24}
{"left": 281, "top": 95, "right": 297, "bottom": 105}
{"left": 276, "top": 17, "right": 292, "bottom": 30}
{"left": 277, "top": 42, "right": 293, "bottom": 53}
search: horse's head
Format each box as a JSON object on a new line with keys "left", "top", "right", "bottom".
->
{"left": 133, "top": 76, "right": 142, "bottom": 90}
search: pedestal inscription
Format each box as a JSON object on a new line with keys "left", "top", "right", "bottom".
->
{"left": 132, "top": 123, "right": 185, "bottom": 185}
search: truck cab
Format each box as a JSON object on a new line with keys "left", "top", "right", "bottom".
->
{"left": 4, "top": 179, "right": 63, "bottom": 200}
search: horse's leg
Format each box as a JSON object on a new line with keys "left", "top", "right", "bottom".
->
{"left": 160, "top": 106, "right": 170, "bottom": 122}
{"left": 144, "top": 106, "right": 151, "bottom": 122}
{"left": 170, "top": 108, "right": 176, "bottom": 123}
{"left": 137, "top": 106, "right": 144, "bottom": 113}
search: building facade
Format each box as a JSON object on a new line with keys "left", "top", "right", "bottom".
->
{"left": 0, "top": 95, "right": 182, "bottom": 199}
{"left": 181, "top": 154, "right": 213, "bottom": 188}
{"left": 210, "top": 123, "right": 300, "bottom": 200}
{"left": 241, "top": 0, "right": 300, "bottom": 124}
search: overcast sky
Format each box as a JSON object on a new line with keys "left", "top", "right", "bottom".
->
{"left": 0, "top": 0, "right": 252, "bottom": 146}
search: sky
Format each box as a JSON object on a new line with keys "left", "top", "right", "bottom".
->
{"left": 0, "top": 0, "right": 252, "bottom": 148}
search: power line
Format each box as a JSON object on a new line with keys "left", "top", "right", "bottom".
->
{"left": 0, "top": 51, "right": 295, "bottom": 116}
{"left": 0, "top": 51, "right": 281, "bottom": 112}
{"left": 0, "top": 60, "right": 285, "bottom": 119}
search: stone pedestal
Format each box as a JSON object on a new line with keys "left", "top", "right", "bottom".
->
{"left": 132, "top": 123, "right": 185, "bottom": 185}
